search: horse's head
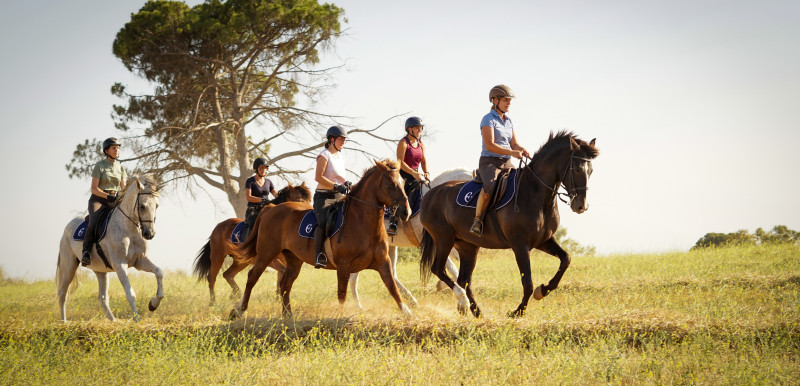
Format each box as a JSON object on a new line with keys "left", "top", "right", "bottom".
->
{"left": 125, "top": 175, "right": 162, "bottom": 240}
{"left": 367, "top": 159, "right": 410, "bottom": 221}
{"left": 273, "top": 182, "right": 312, "bottom": 204}
{"left": 565, "top": 136, "right": 598, "bottom": 214}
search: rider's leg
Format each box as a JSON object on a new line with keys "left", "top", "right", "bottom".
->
{"left": 469, "top": 190, "right": 492, "bottom": 236}
{"left": 312, "top": 191, "right": 334, "bottom": 269}
{"left": 81, "top": 197, "right": 104, "bottom": 266}
{"left": 313, "top": 226, "right": 327, "bottom": 269}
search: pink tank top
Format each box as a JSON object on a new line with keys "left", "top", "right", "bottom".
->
{"left": 403, "top": 137, "right": 423, "bottom": 170}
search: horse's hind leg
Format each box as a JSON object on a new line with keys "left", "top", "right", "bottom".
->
{"left": 134, "top": 256, "right": 164, "bottom": 312}
{"left": 370, "top": 256, "right": 412, "bottom": 317}
{"left": 389, "top": 246, "right": 418, "bottom": 306}
{"left": 230, "top": 251, "right": 278, "bottom": 320}
{"left": 277, "top": 253, "right": 303, "bottom": 317}
{"left": 94, "top": 272, "right": 115, "bottom": 321}
{"left": 430, "top": 235, "right": 469, "bottom": 314}
{"left": 453, "top": 241, "right": 481, "bottom": 318}
{"left": 56, "top": 248, "right": 79, "bottom": 322}
{"left": 205, "top": 241, "right": 226, "bottom": 305}
{"left": 347, "top": 272, "right": 364, "bottom": 310}
{"left": 222, "top": 254, "right": 249, "bottom": 300}
{"left": 437, "top": 249, "right": 460, "bottom": 292}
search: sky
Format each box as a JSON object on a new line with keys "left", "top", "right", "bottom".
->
{"left": 1, "top": 0, "right": 798, "bottom": 280}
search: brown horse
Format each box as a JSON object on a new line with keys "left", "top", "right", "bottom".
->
{"left": 420, "top": 131, "right": 598, "bottom": 317}
{"left": 192, "top": 183, "right": 311, "bottom": 304}
{"left": 230, "top": 159, "right": 412, "bottom": 318}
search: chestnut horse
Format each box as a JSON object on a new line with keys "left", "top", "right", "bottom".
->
{"left": 192, "top": 183, "right": 311, "bottom": 304}
{"left": 420, "top": 131, "right": 598, "bottom": 317}
{"left": 230, "top": 160, "right": 412, "bottom": 318}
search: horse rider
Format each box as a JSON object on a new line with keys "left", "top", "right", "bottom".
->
{"left": 241, "top": 157, "right": 278, "bottom": 241}
{"left": 81, "top": 137, "right": 128, "bottom": 266}
{"left": 313, "top": 125, "right": 352, "bottom": 268}
{"left": 471, "top": 84, "right": 531, "bottom": 237}
{"left": 387, "top": 116, "right": 430, "bottom": 236}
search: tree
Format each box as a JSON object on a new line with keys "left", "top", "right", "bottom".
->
{"left": 691, "top": 225, "right": 799, "bottom": 250}
{"left": 66, "top": 0, "right": 393, "bottom": 217}
{"left": 554, "top": 228, "right": 596, "bottom": 256}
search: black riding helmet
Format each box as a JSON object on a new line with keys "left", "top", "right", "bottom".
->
{"left": 252, "top": 157, "right": 268, "bottom": 171}
{"left": 326, "top": 125, "right": 347, "bottom": 139}
{"left": 404, "top": 117, "right": 423, "bottom": 132}
{"left": 102, "top": 137, "right": 121, "bottom": 159}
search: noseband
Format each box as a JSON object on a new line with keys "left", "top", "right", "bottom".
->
{"left": 520, "top": 151, "right": 591, "bottom": 205}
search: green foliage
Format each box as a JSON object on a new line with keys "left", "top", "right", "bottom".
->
{"left": 692, "top": 225, "right": 799, "bottom": 250}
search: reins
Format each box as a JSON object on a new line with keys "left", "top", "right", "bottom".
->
{"left": 117, "top": 187, "right": 157, "bottom": 231}
{"left": 513, "top": 152, "right": 591, "bottom": 212}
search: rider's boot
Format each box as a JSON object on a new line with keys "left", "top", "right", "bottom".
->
{"left": 387, "top": 217, "right": 398, "bottom": 236}
{"left": 469, "top": 191, "right": 492, "bottom": 237}
{"left": 81, "top": 231, "right": 93, "bottom": 267}
{"left": 313, "top": 226, "right": 328, "bottom": 269}
{"left": 80, "top": 249, "right": 91, "bottom": 267}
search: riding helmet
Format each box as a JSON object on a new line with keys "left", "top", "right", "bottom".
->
{"left": 404, "top": 117, "right": 424, "bottom": 131}
{"left": 489, "top": 84, "right": 515, "bottom": 102}
{"left": 102, "top": 137, "right": 122, "bottom": 152}
{"left": 326, "top": 125, "right": 347, "bottom": 139}
{"left": 252, "top": 157, "right": 268, "bottom": 171}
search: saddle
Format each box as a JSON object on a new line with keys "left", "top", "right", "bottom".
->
{"left": 74, "top": 206, "right": 114, "bottom": 242}
{"left": 457, "top": 168, "right": 517, "bottom": 211}
{"left": 229, "top": 221, "right": 248, "bottom": 244}
{"left": 298, "top": 201, "right": 346, "bottom": 239}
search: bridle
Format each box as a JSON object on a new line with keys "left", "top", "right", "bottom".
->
{"left": 517, "top": 151, "right": 592, "bottom": 206}
{"left": 346, "top": 169, "right": 406, "bottom": 216}
{"left": 118, "top": 187, "right": 158, "bottom": 231}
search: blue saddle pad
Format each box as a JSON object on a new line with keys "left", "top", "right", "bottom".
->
{"left": 456, "top": 169, "right": 517, "bottom": 211}
{"left": 230, "top": 221, "right": 248, "bottom": 244}
{"left": 72, "top": 211, "right": 113, "bottom": 241}
{"left": 298, "top": 207, "right": 345, "bottom": 239}
{"left": 384, "top": 186, "right": 423, "bottom": 219}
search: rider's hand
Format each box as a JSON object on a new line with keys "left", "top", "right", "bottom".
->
{"left": 333, "top": 183, "right": 348, "bottom": 194}
{"left": 424, "top": 171, "right": 431, "bottom": 182}
{"left": 414, "top": 171, "right": 423, "bottom": 181}
{"left": 260, "top": 198, "right": 269, "bottom": 205}
{"left": 344, "top": 181, "right": 352, "bottom": 189}
{"left": 106, "top": 194, "right": 117, "bottom": 203}
{"left": 510, "top": 149, "right": 524, "bottom": 160}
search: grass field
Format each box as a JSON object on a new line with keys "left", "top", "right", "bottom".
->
{"left": 1, "top": 244, "right": 798, "bottom": 384}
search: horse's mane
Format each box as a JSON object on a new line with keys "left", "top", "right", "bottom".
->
{"left": 348, "top": 159, "right": 399, "bottom": 197}
{"left": 272, "top": 182, "right": 311, "bottom": 204}
{"left": 530, "top": 130, "right": 599, "bottom": 163}
{"left": 115, "top": 174, "right": 160, "bottom": 206}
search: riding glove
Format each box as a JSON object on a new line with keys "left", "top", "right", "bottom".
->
{"left": 107, "top": 194, "right": 117, "bottom": 203}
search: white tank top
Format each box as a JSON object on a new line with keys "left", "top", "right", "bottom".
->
{"left": 317, "top": 147, "right": 346, "bottom": 188}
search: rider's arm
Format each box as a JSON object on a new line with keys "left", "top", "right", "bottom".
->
{"left": 245, "top": 188, "right": 262, "bottom": 203}
{"left": 419, "top": 142, "right": 430, "bottom": 181}
{"left": 481, "top": 126, "right": 523, "bottom": 159}
{"left": 510, "top": 130, "right": 530, "bottom": 158}
{"left": 90, "top": 177, "right": 111, "bottom": 198}
{"left": 396, "top": 139, "right": 421, "bottom": 179}
{"left": 270, "top": 188, "right": 278, "bottom": 198}
{"left": 315, "top": 155, "right": 337, "bottom": 190}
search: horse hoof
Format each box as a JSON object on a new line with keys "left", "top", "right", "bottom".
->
{"left": 148, "top": 298, "right": 159, "bottom": 312}
{"left": 133, "top": 314, "right": 142, "bottom": 322}
{"left": 507, "top": 309, "right": 525, "bottom": 318}
{"left": 471, "top": 307, "right": 482, "bottom": 318}
{"left": 229, "top": 308, "right": 241, "bottom": 320}
{"left": 533, "top": 284, "right": 546, "bottom": 300}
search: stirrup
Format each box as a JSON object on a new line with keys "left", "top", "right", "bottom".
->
{"left": 387, "top": 222, "right": 397, "bottom": 236}
{"left": 314, "top": 252, "right": 327, "bottom": 269}
{"left": 80, "top": 251, "right": 91, "bottom": 267}
{"left": 469, "top": 219, "right": 483, "bottom": 237}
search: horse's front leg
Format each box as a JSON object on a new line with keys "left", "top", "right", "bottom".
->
{"left": 338, "top": 268, "right": 352, "bottom": 314}
{"left": 533, "top": 237, "right": 570, "bottom": 300}
{"left": 113, "top": 262, "right": 141, "bottom": 321}
{"left": 134, "top": 256, "right": 164, "bottom": 312}
{"left": 508, "top": 244, "right": 534, "bottom": 318}
{"left": 389, "top": 245, "right": 418, "bottom": 307}
{"left": 370, "top": 254, "right": 412, "bottom": 317}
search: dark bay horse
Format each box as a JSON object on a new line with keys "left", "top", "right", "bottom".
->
{"left": 420, "top": 131, "right": 598, "bottom": 317}
{"left": 230, "top": 159, "right": 412, "bottom": 318}
{"left": 192, "top": 183, "right": 311, "bottom": 304}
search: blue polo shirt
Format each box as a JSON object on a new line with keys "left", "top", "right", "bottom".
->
{"left": 480, "top": 109, "right": 514, "bottom": 158}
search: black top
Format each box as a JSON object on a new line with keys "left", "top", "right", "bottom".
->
{"left": 245, "top": 176, "right": 273, "bottom": 206}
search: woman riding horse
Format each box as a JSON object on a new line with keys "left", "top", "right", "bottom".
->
{"left": 313, "top": 125, "right": 352, "bottom": 269}
{"left": 471, "top": 85, "right": 531, "bottom": 236}
{"left": 240, "top": 157, "right": 277, "bottom": 241}
{"left": 388, "top": 116, "right": 430, "bottom": 236}
{"left": 82, "top": 137, "right": 127, "bottom": 266}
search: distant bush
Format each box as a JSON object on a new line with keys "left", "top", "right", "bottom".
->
{"left": 555, "top": 228, "right": 596, "bottom": 256}
{"left": 692, "top": 225, "right": 800, "bottom": 250}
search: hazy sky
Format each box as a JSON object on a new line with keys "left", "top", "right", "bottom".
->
{"left": 1, "top": 0, "right": 798, "bottom": 280}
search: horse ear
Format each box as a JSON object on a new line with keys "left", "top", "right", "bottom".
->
{"left": 590, "top": 138, "right": 596, "bottom": 147}
{"left": 569, "top": 136, "right": 580, "bottom": 151}
{"left": 374, "top": 159, "right": 389, "bottom": 171}
{"left": 300, "top": 181, "right": 306, "bottom": 188}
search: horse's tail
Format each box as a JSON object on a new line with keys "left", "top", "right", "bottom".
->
{"left": 192, "top": 240, "right": 212, "bottom": 282}
{"left": 235, "top": 211, "right": 262, "bottom": 265}
{"left": 419, "top": 229, "right": 435, "bottom": 284}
